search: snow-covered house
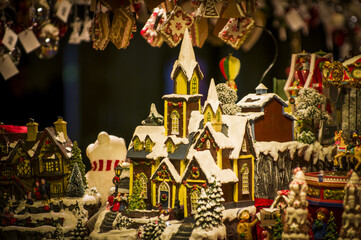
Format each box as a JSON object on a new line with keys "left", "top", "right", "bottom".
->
{"left": 127, "top": 29, "right": 255, "bottom": 218}
{"left": 0, "top": 117, "right": 74, "bottom": 199}
{"left": 237, "top": 83, "right": 296, "bottom": 142}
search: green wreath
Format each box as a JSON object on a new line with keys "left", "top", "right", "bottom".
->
{"left": 161, "top": 194, "right": 168, "bottom": 201}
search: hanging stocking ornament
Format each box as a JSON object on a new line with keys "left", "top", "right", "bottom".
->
{"left": 89, "top": 6, "right": 110, "bottom": 50}
{"left": 218, "top": 17, "right": 255, "bottom": 50}
{"left": 157, "top": 6, "right": 194, "bottom": 47}
{"left": 140, "top": 6, "right": 166, "bottom": 47}
{"left": 108, "top": 7, "right": 135, "bottom": 49}
{"left": 203, "top": 0, "right": 218, "bottom": 18}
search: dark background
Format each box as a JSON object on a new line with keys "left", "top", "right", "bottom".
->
{"left": 0, "top": 6, "right": 338, "bottom": 171}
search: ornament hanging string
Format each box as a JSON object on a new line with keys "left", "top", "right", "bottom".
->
{"left": 254, "top": 25, "right": 278, "bottom": 84}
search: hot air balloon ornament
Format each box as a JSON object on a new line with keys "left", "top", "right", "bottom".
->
{"left": 219, "top": 54, "right": 241, "bottom": 91}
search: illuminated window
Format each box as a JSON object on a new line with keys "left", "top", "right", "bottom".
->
{"left": 44, "top": 159, "right": 60, "bottom": 172}
{"left": 242, "top": 140, "right": 247, "bottom": 152}
{"left": 206, "top": 111, "right": 211, "bottom": 122}
{"left": 167, "top": 141, "right": 173, "bottom": 153}
{"left": 17, "top": 159, "right": 31, "bottom": 176}
{"left": 171, "top": 111, "right": 180, "bottom": 135}
{"left": 206, "top": 140, "right": 211, "bottom": 149}
{"left": 241, "top": 164, "right": 249, "bottom": 194}
{"left": 190, "top": 189, "right": 200, "bottom": 214}
{"left": 139, "top": 173, "right": 148, "bottom": 199}
{"left": 134, "top": 137, "right": 142, "bottom": 151}
{"left": 52, "top": 184, "right": 61, "bottom": 194}
{"left": 191, "top": 76, "right": 197, "bottom": 94}
{"left": 2, "top": 169, "right": 11, "bottom": 176}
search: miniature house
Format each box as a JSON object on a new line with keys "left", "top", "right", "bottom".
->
{"left": 0, "top": 117, "right": 74, "bottom": 200}
{"left": 237, "top": 83, "right": 295, "bottom": 142}
{"left": 127, "top": 29, "right": 255, "bottom": 217}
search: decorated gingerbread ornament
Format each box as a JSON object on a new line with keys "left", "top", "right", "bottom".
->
{"left": 189, "top": 15, "right": 208, "bottom": 48}
{"left": 89, "top": 9, "right": 110, "bottom": 50}
{"left": 218, "top": 17, "right": 255, "bottom": 50}
{"left": 140, "top": 6, "right": 166, "bottom": 47}
{"left": 157, "top": 6, "right": 194, "bottom": 47}
{"left": 109, "top": 7, "right": 135, "bottom": 49}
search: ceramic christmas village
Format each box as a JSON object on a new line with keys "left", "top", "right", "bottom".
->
{"left": 1, "top": 27, "right": 361, "bottom": 240}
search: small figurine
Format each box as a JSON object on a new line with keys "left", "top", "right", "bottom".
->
{"left": 39, "top": 178, "right": 49, "bottom": 200}
{"left": 236, "top": 209, "right": 259, "bottom": 240}
{"left": 111, "top": 192, "right": 122, "bottom": 212}
{"left": 26, "top": 191, "right": 34, "bottom": 205}
{"left": 312, "top": 207, "right": 329, "bottom": 240}
{"left": 34, "top": 180, "right": 42, "bottom": 200}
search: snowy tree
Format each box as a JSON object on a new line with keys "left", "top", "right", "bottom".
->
{"left": 139, "top": 215, "right": 166, "bottom": 240}
{"left": 66, "top": 162, "right": 85, "bottom": 197}
{"left": 53, "top": 223, "right": 64, "bottom": 240}
{"left": 324, "top": 211, "right": 338, "bottom": 240}
{"left": 70, "top": 218, "right": 87, "bottom": 240}
{"left": 271, "top": 213, "right": 283, "bottom": 240}
{"left": 297, "top": 130, "right": 316, "bottom": 144}
{"left": 216, "top": 83, "right": 241, "bottom": 115}
{"left": 295, "top": 88, "right": 330, "bottom": 140}
{"left": 128, "top": 177, "right": 146, "bottom": 210}
{"left": 69, "top": 141, "right": 87, "bottom": 188}
{"left": 194, "top": 188, "right": 211, "bottom": 230}
{"left": 113, "top": 214, "right": 132, "bottom": 230}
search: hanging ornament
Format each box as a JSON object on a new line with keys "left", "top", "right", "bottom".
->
{"left": 189, "top": 15, "right": 208, "bottom": 48}
{"left": 31, "top": 0, "right": 50, "bottom": 34}
{"left": 68, "top": 17, "right": 82, "bottom": 44}
{"left": 108, "top": 7, "right": 135, "bottom": 49}
{"left": 79, "top": 7, "right": 91, "bottom": 42}
{"left": 35, "top": 23, "right": 59, "bottom": 59}
{"left": 222, "top": 0, "right": 245, "bottom": 19}
{"left": 157, "top": 6, "right": 194, "bottom": 47}
{"left": 203, "top": 0, "right": 218, "bottom": 18}
{"left": 218, "top": 17, "right": 255, "bottom": 50}
{"left": 140, "top": 6, "right": 166, "bottom": 47}
{"left": 344, "top": 56, "right": 361, "bottom": 88}
{"left": 0, "top": 0, "right": 10, "bottom": 11}
{"left": 0, "top": 45, "right": 21, "bottom": 66}
{"left": 219, "top": 54, "right": 241, "bottom": 91}
{"left": 89, "top": 9, "right": 110, "bottom": 50}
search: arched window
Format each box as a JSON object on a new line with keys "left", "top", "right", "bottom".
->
{"left": 241, "top": 164, "right": 249, "bottom": 194}
{"left": 167, "top": 141, "right": 173, "bottom": 153}
{"left": 190, "top": 189, "right": 200, "bottom": 214}
{"left": 206, "top": 111, "right": 211, "bottom": 122}
{"left": 134, "top": 137, "right": 142, "bottom": 151}
{"left": 171, "top": 111, "right": 180, "bottom": 135}
{"left": 158, "top": 181, "right": 170, "bottom": 208}
{"left": 145, "top": 138, "right": 153, "bottom": 152}
{"left": 139, "top": 173, "right": 148, "bottom": 199}
{"left": 216, "top": 110, "right": 221, "bottom": 122}
{"left": 191, "top": 76, "right": 198, "bottom": 94}
{"left": 206, "top": 139, "right": 211, "bottom": 149}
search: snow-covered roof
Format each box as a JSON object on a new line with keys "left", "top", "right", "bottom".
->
{"left": 150, "top": 158, "right": 182, "bottom": 183}
{"left": 170, "top": 28, "right": 204, "bottom": 81}
{"left": 128, "top": 125, "right": 168, "bottom": 159}
{"left": 237, "top": 93, "right": 288, "bottom": 108}
{"left": 183, "top": 151, "right": 238, "bottom": 183}
{"left": 203, "top": 78, "right": 221, "bottom": 114}
{"left": 188, "top": 111, "right": 203, "bottom": 133}
{"left": 238, "top": 112, "right": 265, "bottom": 121}
{"left": 255, "top": 83, "right": 268, "bottom": 90}
{"left": 165, "top": 135, "right": 189, "bottom": 145}
{"left": 162, "top": 94, "right": 203, "bottom": 101}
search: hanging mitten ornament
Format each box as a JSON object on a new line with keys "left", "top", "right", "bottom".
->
{"left": 68, "top": 17, "right": 82, "bottom": 44}
{"left": 35, "top": 23, "right": 59, "bottom": 59}
{"left": 218, "top": 17, "right": 254, "bottom": 50}
{"left": 157, "top": 5, "right": 194, "bottom": 47}
{"left": 140, "top": 7, "right": 166, "bottom": 47}
{"left": 108, "top": 7, "right": 135, "bottom": 49}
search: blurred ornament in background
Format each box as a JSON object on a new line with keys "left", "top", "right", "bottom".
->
{"left": 0, "top": 0, "right": 9, "bottom": 11}
{"left": 35, "top": 23, "right": 59, "bottom": 59}
{"left": 0, "top": 45, "right": 21, "bottom": 66}
{"left": 31, "top": 0, "right": 50, "bottom": 34}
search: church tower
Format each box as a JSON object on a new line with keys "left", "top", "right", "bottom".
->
{"left": 163, "top": 28, "right": 203, "bottom": 137}
{"left": 203, "top": 78, "right": 222, "bottom": 132}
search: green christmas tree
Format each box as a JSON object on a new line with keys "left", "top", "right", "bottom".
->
{"left": 324, "top": 211, "right": 338, "bottom": 240}
{"left": 139, "top": 216, "right": 166, "bottom": 240}
{"left": 271, "top": 213, "right": 283, "bottom": 240}
{"left": 66, "top": 162, "right": 85, "bottom": 197}
{"left": 205, "top": 176, "right": 225, "bottom": 228}
{"left": 194, "top": 188, "right": 212, "bottom": 230}
{"left": 70, "top": 218, "right": 87, "bottom": 240}
{"left": 69, "top": 141, "right": 87, "bottom": 187}
{"left": 128, "top": 176, "right": 146, "bottom": 210}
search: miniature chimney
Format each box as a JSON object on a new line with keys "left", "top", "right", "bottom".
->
{"left": 26, "top": 118, "right": 39, "bottom": 141}
{"left": 54, "top": 116, "right": 67, "bottom": 139}
{"left": 255, "top": 83, "right": 268, "bottom": 95}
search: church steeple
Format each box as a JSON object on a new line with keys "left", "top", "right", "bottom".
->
{"left": 170, "top": 28, "right": 203, "bottom": 95}
{"left": 203, "top": 78, "right": 222, "bottom": 132}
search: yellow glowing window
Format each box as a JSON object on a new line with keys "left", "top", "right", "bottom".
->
{"left": 139, "top": 173, "right": 148, "bottom": 199}
{"left": 190, "top": 189, "right": 200, "bottom": 213}
{"left": 206, "top": 111, "right": 211, "bottom": 122}
{"left": 17, "top": 159, "right": 31, "bottom": 176}
{"left": 44, "top": 160, "right": 60, "bottom": 172}
{"left": 171, "top": 111, "right": 180, "bottom": 135}
{"left": 191, "top": 76, "right": 197, "bottom": 94}
{"left": 241, "top": 164, "right": 249, "bottom": 194}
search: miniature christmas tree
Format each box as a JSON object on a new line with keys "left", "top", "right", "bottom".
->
{"left": 53, "top": 223, "right": 64, "bottom": 240}
{"left": 113, "top": 214, "right": 133, "bottom": 230}
{"left": 194, "top": 188, "right": 211, "bottom": 230}
{"left": 139, "top": 215, "right": 166, "bottom": 240}
{"left": 324, "top": 211, "right": 338, "bottom": 240}
{"left": 216, "top": 83, "right": 241, "bottom": 115}
{"left": 66, "top": 162, "right": 85, "bottom": 197}
{"left": 271, "top": 213, "right": 283, "bottom": 240}
{"left": 295, "top": 88, "right": 330, "bottom": 142}
{"left": 69, "top": 141, "right": 87, "bottom": 187}
{"left": 206, "top": 176, "right": 225, "bottom": 228}
{"left": 70, "top": 218, "right": 87, "bottom": 240}
{"left": 128, "top": 176, "right": 146, "bottom": 210}
{"left": 282, "top": 168, "right": 309, "bottom": 239}
{"left": 339, "top": 171, "right": 361, "bottom": 239}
